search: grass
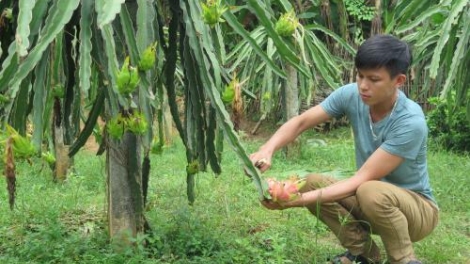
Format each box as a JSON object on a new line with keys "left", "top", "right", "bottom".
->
{"left": 0, "top": 127, "right": 469, "bottom": 263}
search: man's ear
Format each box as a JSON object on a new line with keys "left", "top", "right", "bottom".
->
{"left": 395, "top": 74, "right": 406, "bottom": 87}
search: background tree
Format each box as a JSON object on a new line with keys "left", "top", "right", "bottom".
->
{"left": 224, "top": 1, "right": 354, "bottom": 129}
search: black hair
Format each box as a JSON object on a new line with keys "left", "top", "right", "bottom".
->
{"left": 355, "top": 34, "right": 412, "bottom": 78}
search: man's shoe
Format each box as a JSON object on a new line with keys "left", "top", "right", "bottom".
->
{"left": 329, "top": 251, "right": 380, "bottom": 264}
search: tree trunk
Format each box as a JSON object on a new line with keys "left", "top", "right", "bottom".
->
{"left": 283, "top": 63, "right": 300, "bottom": 158}
{"left": 53, "top": 98, "right": 70, "bottom": 181}
{"left": 106, "top": 131, "right": 144, "bottom": 244}
{"left": 162, "top": 89, "right": 176, "bottom": 145}
{"left": 371, "top": 0, "right": 382, "bottom": 35}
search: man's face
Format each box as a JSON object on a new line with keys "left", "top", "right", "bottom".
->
{"left": 356, "top": 67, "right": 405, "bottom": 107}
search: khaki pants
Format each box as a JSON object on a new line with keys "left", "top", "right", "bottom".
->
{"left": 300, "top": 174, "right": 439, "bottom": 264}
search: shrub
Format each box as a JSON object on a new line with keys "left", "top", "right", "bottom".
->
{"left": 426, "top": 93, "right": 470, "bottom": 153}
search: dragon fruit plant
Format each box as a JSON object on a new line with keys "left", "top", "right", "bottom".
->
{"left": 265, "top": 176, "right": 306, "bottom": 203}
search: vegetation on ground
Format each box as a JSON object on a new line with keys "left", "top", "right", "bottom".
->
{"left": 1, "top": 128, "right": 468, "bottom": 264}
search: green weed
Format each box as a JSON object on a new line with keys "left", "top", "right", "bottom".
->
{"left": 0, "top": 128, "right": 468, "bottom": 263}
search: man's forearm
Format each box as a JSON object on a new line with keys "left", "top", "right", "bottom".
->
{"left": 286, "top": 178, "right": 358, "bottom": 208}
{"left": 258, "top": 116, "right": 304, "bottom": 154}
{"left": 260, "top": 105, "right": 330, "bottom": 153}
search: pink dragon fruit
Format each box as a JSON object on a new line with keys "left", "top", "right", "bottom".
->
{"left": 266, "top": 176, "right": 306, "bottom": 202}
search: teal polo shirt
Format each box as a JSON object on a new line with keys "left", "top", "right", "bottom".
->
{"left": 320, "top": 83, "right": 437, "bottom": 206}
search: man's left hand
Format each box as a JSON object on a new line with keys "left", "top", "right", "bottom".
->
{"left": 261, "top": 199, "right": 287, "bottom": 210}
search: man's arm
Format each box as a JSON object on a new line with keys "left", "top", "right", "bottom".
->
{"left": 263, "top": 148, "right": 404, "bottom": 209}
{"left": 250, "top": 105, "right": 331, "bottom": 171}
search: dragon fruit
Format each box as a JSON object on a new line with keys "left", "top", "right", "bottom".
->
{"left": 266, "top": 176, "right": 306, "bottom": 203}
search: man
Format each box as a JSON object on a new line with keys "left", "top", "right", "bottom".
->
{"left": 249, "top": 35, "right": 439, "bottom": 264}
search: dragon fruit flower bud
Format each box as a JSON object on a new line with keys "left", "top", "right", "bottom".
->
{"left": 201, "top": 0, "right": 228, "bottom": 27}
{"left": 275, "top": 10, "right": 299, "bottom": 37}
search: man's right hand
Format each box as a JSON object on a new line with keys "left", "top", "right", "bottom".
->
{"left": 249, "top": 150, "right": 272, "bottom": 172}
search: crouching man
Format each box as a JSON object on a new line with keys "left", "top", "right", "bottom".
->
{"left": 250, "top": 34, "right": 439, "bottom": 264}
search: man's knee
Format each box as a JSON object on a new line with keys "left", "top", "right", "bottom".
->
{"left": 356, "top": 181, "right": 378, "bottom": 199}
{"left": 356, "top": 181, "right": 396, "bottom": 216}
